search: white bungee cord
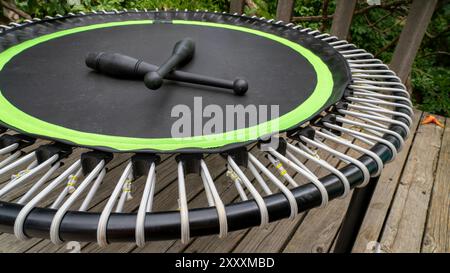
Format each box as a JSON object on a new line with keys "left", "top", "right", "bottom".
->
{"left": 135, "top": 162, "right": 156, "bottom": 247}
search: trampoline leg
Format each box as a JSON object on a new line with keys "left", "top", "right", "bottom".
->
{"left": 333, "top": 176, "right": 379, "bottom": 253}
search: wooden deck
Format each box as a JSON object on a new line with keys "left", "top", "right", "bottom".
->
{"left": 0, "top": 109, "right": 448, "bottom": 253}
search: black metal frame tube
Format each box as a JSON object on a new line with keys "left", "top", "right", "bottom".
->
{"left": 333, "top": 176, "right": 380, "bottom": 253}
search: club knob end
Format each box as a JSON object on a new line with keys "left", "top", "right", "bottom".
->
{"left": 233, "top": 78, "right": 248, "bottom": 96}
{"left": 144, "top": 71, "right": 164, "bottom": 90}
{"left": 85, "top": 52, "right": 103, "bottom": 70}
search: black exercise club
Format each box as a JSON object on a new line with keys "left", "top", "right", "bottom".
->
{"left": 85, "top": 41, "right": 248, "bottom": 96}
{"left": 86, "top": 52, "right": 248, "bottom": 95}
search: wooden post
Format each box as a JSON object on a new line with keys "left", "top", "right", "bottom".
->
{"left": 276, "top": 0, "right": 295, "bottom": 22}
{"left": 330, "top": 0, "right": 357, "bottom": 40}
{"left": 230, "top": 0, "right": 245, "bottom": 14}
{"left": 390, "top": 0, "right": 438, "bottom": 83}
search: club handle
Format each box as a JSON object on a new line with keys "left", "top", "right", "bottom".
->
{"left": 167, "top": 71, "right": 248, "bottom": 96}
{"left": 86, "top": 52, "right": 157, "bottom": 79}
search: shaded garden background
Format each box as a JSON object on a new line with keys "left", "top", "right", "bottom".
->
{"left": 1, "top": 0, "right": 448, "bottom": 116}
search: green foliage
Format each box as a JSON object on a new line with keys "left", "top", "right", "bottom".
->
{"left": 15, "top": 0, "right": 229, "bottom": 16}
{"left": 125, "top": 0, "right": 229, "bottom": 11}
{"left": 292, "top": 0, "right": 327, "bottom": 29}
{"left": 349, "top": 10, "right": 403, "bottom": 63}
{"left": 11, "top": 0, "right": 450, "bottom": 116}
{"left": 16, "top": 0, "right": 70, "bottom": 17}
{"left": 412, "top": 66, "right": 450, "bottom": 116}
{"left": 346, "top": 1, "right": 449, "bottom": 116}
{"left": 410, "top": 1, "right": 449, "bottom": 116}
{"left": 244, "top": 0, "right": 272, "bottom": 18}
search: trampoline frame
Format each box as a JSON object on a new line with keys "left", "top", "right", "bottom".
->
{"left": 0, "top": 9, "right": 412, "bottom": 248}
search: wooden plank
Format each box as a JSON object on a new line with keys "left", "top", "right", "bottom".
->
{"left": 283, "top": 138, "right": 369, "bottom": 253}
{"left": 276, "top": 0, "right": 295, "bottom": 22}
{"left": 352, "top": 110, "right": 422, "bottom": 253}
{"left": 422, "top": 117, "right": 450, "bottom": 253}
{"left": 168, "top": 196, "right": 249, "bottom": 252}
{"left": 333, "top": 118, "right": 423, "bottom": 253}
{"left": 379, "top": 113, "right": 445, "bottom": 252}
{"left": 0, "top": 235, "right": 42, "bottom": 253}
{"left": 390, "top": 0, "right": 438, "bottom": 82}
{"left": 330, "top": 0, "right": 357, "bottom": 40}
{"left": 234, "top": 140, "right": 349, "bottom": 253}
{"left": 283, "top": 116, "right": 379, "bottom": 253}
{"left": 229, "top": 0, "right": 245, "bottom": 14}
{"left": 286, "top": 197, "right": 351, "bottom": 253}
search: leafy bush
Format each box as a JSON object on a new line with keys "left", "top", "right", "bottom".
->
{"left": 410, "top": 2, "right": 449, "bottom": 116}
{"left": 412, "top": 65, "right": 450, "bottom": 116}
{"left": 15, "top": 0, "right": 229, "bottom": 16}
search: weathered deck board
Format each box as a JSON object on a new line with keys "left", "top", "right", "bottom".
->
{"left": 352, "top": 110, "right": 423, "bottom": 253}
{"left": 235, "top": 140, "right": 348, "bottom": 253}
{"left": 378, "top": 114, "right": 445, "bottom": 252}
{"left": 284, "top": 137, "right": 371, "bottom": 253}
{"left": 421, "top": 117, "right": 450, "bottom": 253}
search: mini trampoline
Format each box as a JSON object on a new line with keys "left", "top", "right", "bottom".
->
{"left": 0, "top": 10, "right": 412, "bottom": 247}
